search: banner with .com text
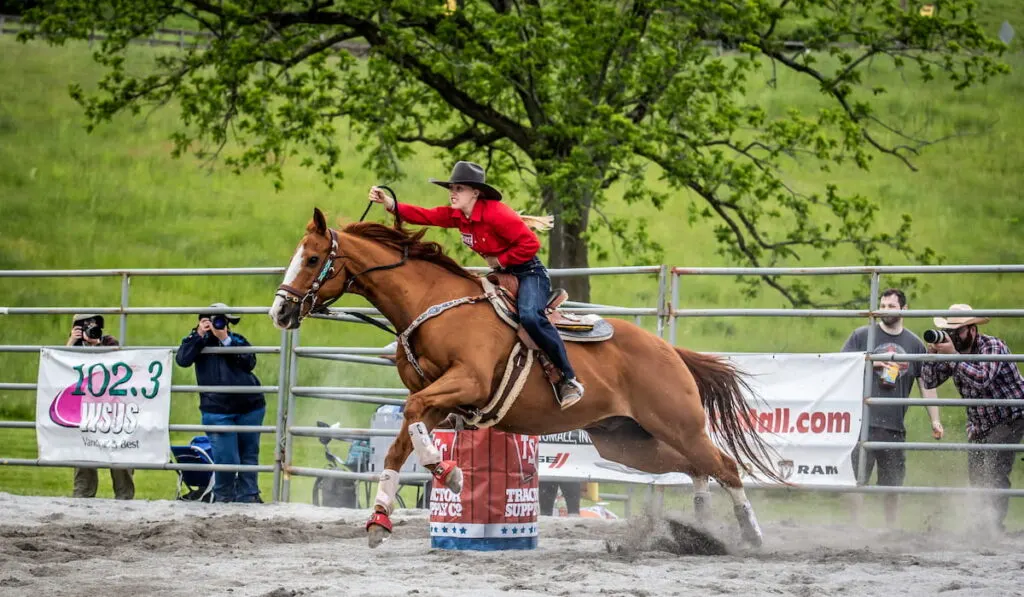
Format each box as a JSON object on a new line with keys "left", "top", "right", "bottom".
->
{"left": 36, "top": 348, "right": 173, "bottom": 464}
{"left": 538, "top": 352, "right": 865, "bottom": 487}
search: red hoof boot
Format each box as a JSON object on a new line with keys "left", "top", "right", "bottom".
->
{"left": 366, "top": 511, "right": 392, "bottom": 549}
{"left": 366, "top": 511, "right": 393, "bottom": 533}
{"left": 432, "top": 460, "right": 463, "bottom": 494}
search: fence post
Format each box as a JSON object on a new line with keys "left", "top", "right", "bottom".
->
{"left": 854, "top": 271, "right": 880, "bottom": 505}
{"left": 281, "top": 328, "right": 300, "bottom": 502}
{"left": 178, "top": 29, "right": 184, "bottom": 50}
{"left": 669, "top": 268, "right": 680, "bottom": 346}
{"left": 271, "top": 329, "right": 291, "bottom": 502}
{"left": 656, "top": 264, "right": 668, "bottom": 338}
{"left": 119, "top": 273, "right": 130, "bottom": 345}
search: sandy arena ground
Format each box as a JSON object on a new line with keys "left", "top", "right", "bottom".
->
{"left": 1, "top": 492, "right": 1022, "bottom": 597}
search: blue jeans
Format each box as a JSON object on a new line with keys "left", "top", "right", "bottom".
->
{"left": 201, "top": 407, "right": 265, "bottom": 503}
{"left": 507, "top": 258, "right": 576, "bottom": 380}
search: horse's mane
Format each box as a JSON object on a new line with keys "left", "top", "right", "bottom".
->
{"left": 341, "top": 221, "right": 477, "bottom": 282}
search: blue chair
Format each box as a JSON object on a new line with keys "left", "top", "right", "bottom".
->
{"left": 170, "top": 436, "right": 215, "bottom": 503}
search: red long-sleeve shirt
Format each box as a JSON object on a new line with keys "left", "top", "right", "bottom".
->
{"left": 394, "top": 199, "right": 540, "bottom": 267}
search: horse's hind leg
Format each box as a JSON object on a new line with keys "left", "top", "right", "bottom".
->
{"left": 684, "top": 436, "right": 763, "bottom": 547}
{"left": 692, "top": 475, "right": 712, "bottom": 524}
{"left": 632, "top": 408, "right": 764, "bottom": 547}
{"left": 588, "top": 429, "right": 709, "bottom": 519}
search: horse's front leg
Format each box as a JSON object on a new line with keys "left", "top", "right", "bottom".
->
{"left": 367, "top": 366, "right": 485, "bottom": 548}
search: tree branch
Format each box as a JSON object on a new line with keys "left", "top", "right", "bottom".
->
{"left": 759, "top": 44, "right": 920, "bottom": 171}
{"left": 396, "top": 128, "right": 504, "bottom": 149}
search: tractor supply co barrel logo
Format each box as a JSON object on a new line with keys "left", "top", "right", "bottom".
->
{"left": 430, "top": 486, "right": 464, "bottom": 517}
{"left": 512, "top": 434, "right": 539, "bottom": 482}
{"left": 504, "top": 487, "right": 539, "bottom": 517}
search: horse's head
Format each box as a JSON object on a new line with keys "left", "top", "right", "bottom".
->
{"left": 269, "top": 207, "right": 347, "bottom": 330}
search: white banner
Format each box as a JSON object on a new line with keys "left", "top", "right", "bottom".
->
{"left": 538, "top": 352, "right": 865, "bottom": 487}
{"left": 36, "top": 348, "right": 173, "bottom": 464}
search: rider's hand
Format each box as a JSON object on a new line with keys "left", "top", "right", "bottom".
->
{"left": 196, "top": 319, "right": 213, "bottom": 337}
{"left": 369, "top": 187, "right": 395, "bottom": 211}
{"left": 485, "top": 256, "right": 501, "bottom": 269}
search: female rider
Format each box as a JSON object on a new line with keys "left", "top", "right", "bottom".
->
{"left": 368, "top": 161, "right": 584, "bottom": 409}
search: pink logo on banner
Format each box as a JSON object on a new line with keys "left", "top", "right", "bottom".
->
{"left": 49, "top": 372, "right": 127, "bottom": 429}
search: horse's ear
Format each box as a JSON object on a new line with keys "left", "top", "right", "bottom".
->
{"left": 311, "top": 207, "right": 328, "bottom": 236}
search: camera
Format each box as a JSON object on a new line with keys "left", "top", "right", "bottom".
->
{"left": 212, "top": 316, "right": 228, "bottom": 330}
{"left": 80, "top": 321, "right": 103, "bottom": 340}
{"left": 923, "top": 329, "right": 948, "bottom": 344}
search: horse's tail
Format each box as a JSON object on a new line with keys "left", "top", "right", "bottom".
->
{"left": 674, "top": 347, "right": 786, "bottom": 484}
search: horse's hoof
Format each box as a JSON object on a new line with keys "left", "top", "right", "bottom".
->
{"left": 367, "top": 524, "right": 391, "bottom": 548}
{"left": 733, "top": 503, "right": 763, "bottom": 548}
{"left": 433, "top": 460, "right": 463, "bottom": 494}
{"left": 366, "top": 511, "right": 393, "bottom": 549}
{"left": 445, "top": 465, "right": 464, "bottom": 494}
{"left": 744, "top": 531, "right": 763, "bottom": 548}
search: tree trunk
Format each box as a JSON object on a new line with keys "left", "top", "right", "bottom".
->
{"left": 545, "top": 188, "right": 592, "bottom": 303}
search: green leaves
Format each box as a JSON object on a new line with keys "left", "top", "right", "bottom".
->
{"left": 19, "top": 0, "right": 1006, "bottom": 304}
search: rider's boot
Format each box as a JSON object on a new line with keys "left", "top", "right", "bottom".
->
{"left": 555, "top": 377, "right": 584, "bottom": 410}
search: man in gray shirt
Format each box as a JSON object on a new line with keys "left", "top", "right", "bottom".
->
{"left": 842, "top": 288, "right": 943, "bottom": 526}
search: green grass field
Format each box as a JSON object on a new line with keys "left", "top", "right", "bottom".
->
{"left": 1, "top": 34, "right": 1022, "bottom": 526}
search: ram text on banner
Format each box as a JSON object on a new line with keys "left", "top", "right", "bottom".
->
{"left": 36, "top": 348, "right": 172, "bottom": 464}
{"left": 537, "top": 352, "right": 865, "bottom": 487}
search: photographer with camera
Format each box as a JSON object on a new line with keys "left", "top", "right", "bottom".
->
{"left": 920, "top": 304, "right": 1024, "bottom": 533}
{"left": 66, "top": 314, "right": 135, "bottom": 500}
{"left": 176, "top": 303, "right": 266, "bottom": 504}
{"left": 841, "top": 289, "right": 943, "bottom": 526}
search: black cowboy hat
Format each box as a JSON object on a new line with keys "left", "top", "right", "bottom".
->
{"left": 429, "top": 161, "right": 502, "bottom": 201}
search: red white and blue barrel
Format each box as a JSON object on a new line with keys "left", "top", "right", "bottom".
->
{"left": 429, "top": 428, "right": 540, "bottom": 551}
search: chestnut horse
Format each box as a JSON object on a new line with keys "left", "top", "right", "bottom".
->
{"left": 270, "top": 208, "right": 782, "bottom": 548}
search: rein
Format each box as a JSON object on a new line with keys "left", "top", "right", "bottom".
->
{"left": 277, "top": 187, "right": 495, "bottom": 380}
{"left": 276, "top": 186, "right": 406, "bottom": 336}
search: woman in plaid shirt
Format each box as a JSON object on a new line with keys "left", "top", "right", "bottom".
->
{"left": 920, "top": 304, "right": 1024, "bottom": 531}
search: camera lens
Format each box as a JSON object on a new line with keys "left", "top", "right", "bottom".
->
{"left": 212, "top": 316, "right": 228, "bottom": 330}
{"left": 923, "top": 329, "right": 946, "bottom": 344}
{"left": 84, "top": 324, "right": 103, "bottom": 340}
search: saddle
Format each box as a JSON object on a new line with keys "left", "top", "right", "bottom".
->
{"left": 484, "top": 272, "right": 598, "bottom": 333}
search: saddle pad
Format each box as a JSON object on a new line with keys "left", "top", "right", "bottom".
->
{"left": 558, "top": 318, "right": 614, "bottom": 343}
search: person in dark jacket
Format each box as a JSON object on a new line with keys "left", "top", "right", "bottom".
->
{"left": 176, "top": 303, "right": 266, "bottom": 503}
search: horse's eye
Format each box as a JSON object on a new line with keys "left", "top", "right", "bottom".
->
{"left": 307, "top": 256, "right": 320, "bottom": 266}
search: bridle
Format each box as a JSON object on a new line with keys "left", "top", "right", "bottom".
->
{"left": 275, "top": 186, "right": 406, "bottom": 335}
{"left": 275, "top": 226, "right": 345, "bottom": 316}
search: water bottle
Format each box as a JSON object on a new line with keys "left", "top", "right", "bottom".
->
{"left": 554, "top": 486, "right": 568, "bottom": 517}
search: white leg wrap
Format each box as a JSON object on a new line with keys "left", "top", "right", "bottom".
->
{"left": 725, "top": 486, "right": 748, "bottom": 507}
{"left": 693, "top": 476, "right": 710, "bottom": 493}
{"left": 409, "top": 422, "right": 442, "bottom": 467}
{"left": 374, "top": 469, "right": 400, "bottom": 515}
